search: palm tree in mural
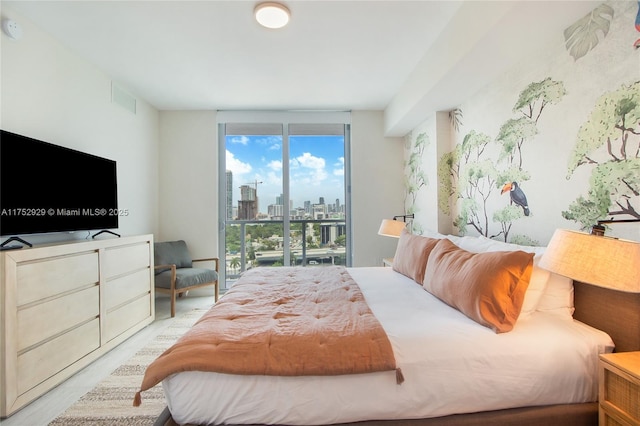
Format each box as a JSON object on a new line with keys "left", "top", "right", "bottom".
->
{"left": 563, "top": 81, "right": 640, "bottom": 229}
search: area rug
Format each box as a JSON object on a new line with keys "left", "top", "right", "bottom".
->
{"left": 49, "top": 308, "right": 206, "bottom": 426}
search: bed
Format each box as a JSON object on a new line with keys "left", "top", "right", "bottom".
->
{"left": 138, "top": 231, "right": 640, "bottom": 426}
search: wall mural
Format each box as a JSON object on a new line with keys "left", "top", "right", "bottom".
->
{"left": 406, "top": 0, "right": 638, "bottom": 245}
{"left": 563, "top": 80, "right": 640, "bottom": 227}
{"left": 563, "top": 3, "right": 614, "bottom": 60}
{"left": 437, "top": 78, "right": 565, "bottom": 245}
{"left": 404, "top": 131, "right": 429, "bottom": 235}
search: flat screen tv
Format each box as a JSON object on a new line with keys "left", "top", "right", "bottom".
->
{"left": 0, "top": 129, "right": 118, "bottom": 238}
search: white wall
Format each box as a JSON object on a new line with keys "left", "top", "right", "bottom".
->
{"left": 158, "top": 110, "right": 218, "bottom": 259}
{"left": 0, "top": 6, "right": 160, "bottom": 245}
{"left": 351, "top": 111, "right": 405, "bottom": 266}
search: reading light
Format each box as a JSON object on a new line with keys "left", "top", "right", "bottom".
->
{"left": 255, "top": 2, "right": 290, "bottom": 29}
{"left": 377, "top": 215, "right": 414, "bottom": 238}
{"left": 539, "top": 228, "right": 640, "bottom": 292}
{"left": 591, "top": 218, "right": 640, "bottom": 236}
{"left": 393, "top": 214, "right": 414, "bottom": 222}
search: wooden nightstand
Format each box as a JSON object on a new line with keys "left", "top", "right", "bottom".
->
{"left": 383, "top": 257, "right": 393, "bottom": 267}
{"left": 599, "top": 352, "right": 640, "bottom": 425}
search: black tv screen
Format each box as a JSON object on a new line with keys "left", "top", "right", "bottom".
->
{"left": 0, "top": 129, "right": 118, "bottom": 236}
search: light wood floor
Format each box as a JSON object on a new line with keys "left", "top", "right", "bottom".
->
{"left": 0, "top": 290, "right": 217, "bottom": 426}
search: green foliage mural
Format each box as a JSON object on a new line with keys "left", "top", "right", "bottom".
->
{"left": 404, "top": 131, "right": 429, "bottom": 234}
{"left": 449, "top": 108, "right": 463, "bottom": 133}
{"left": 439, "top": 78, "right": 566, "bottom": 243}
{"left": 564, "top": 3, "right": 614, "bottom": 61}
{"left": 563, "top": 81, "right": 640, "bottom": 228}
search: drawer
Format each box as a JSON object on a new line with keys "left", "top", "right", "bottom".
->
{"left": 17, "top": 318, "right": 100, "bottom": 396}
{"left": 600, "top": 410, "right": 635, "bottom": 426}
{"left": 17, "top": 286, "right": 99, "bottom": 351}
{"left": 103, "top": 243, "right": 150, "bottom": 278}
{"left": 17, "top": 252, "right": 99, "bottom": 306}
{"left": 104, "top": 294, "right": 151, "bottom": 342}
{"left": 602, "top": 367, "right": 640, "bottom": 423}
{"left": 104, "top": 268, "right": 151, "bottom": 310}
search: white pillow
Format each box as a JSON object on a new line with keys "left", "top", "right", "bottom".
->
{"left": 535, "top": 273, "right": 574, "bottom": 318}
{"left": 449, "top": 235, "right": 498, "bottom": 253}
{"left": 422, "top": 229, "right": 448, "bottom": 240}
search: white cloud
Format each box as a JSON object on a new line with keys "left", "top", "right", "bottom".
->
{"left": 266, "top": 171, "right": 281, "bottom": 186}
{"left": 333, "top": 157, "right": 344, "bottom": 176}
{"left": 229, "top": 135, "right": 249, "bottom": 145}
{"left": 268, "top": 160, "right": 282, "bottom": 171}
{"left": 290, "top": 153, "right": 328, "bottom": 185}
{"left": 226, "top": 150, "right": 252, "bottom": 176}
{"left": 296, "top": 152, "right": 325, "bottom": 170}
{"left": 255, "top": 136, "right": 282, "bottom": 148}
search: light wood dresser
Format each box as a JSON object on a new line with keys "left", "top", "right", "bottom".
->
{"left": 0, "top": 234, "right": 155, "bottom": 417}
{"left": 599, "top": 352, "right": 640, "bottom": 426}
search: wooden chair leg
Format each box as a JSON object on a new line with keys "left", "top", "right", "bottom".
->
{"left": 170, "top": 289, "right": 176, "bottom": 318}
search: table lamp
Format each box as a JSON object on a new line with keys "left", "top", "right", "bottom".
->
{"left": 539, "top": 228, "right": 640, "bottom": 292}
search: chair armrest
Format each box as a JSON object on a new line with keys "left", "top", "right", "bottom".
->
{"left": 192, "top": 257, "right": 219, "bottom": 272}
{"left": 154, "top": 264, "right": 176, "bottom": 271}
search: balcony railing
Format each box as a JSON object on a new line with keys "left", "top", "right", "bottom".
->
{"left": 224, "top": 218, "right": 347, "bottom": 289}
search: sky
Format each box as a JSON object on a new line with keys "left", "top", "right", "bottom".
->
{"left": 226, "top": 134, "right": 345, "bottom": 213}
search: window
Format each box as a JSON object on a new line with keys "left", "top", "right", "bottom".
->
{"left": 217, "top": 112, "right": 351, "bottom": 290}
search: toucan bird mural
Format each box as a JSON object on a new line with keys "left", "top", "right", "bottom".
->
{"left": 501, "top": 182, "right": 530, "bottom": 216}
{"left": 635, "top": 1, "right": 640, "bottom": 48}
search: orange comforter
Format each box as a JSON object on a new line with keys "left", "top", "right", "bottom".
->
{"left": 135, "top": 266, "right": 401, "bottom": 406}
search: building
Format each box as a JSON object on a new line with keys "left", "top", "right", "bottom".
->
{"left": 320, "top": 222, "right": 346, "bottom": 245}
{"left": 237, "top": 184, "right": 258, "bottom": 220}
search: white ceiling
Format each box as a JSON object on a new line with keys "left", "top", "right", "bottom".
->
{"left": 3, "top": 0, "right": 602, "bottom": 136}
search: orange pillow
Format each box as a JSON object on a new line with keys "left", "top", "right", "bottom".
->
{"left": 423, "top": 239, "right": 534, "bottom": 333}
{"left": 392, "top": 230, "right": 440, "bottom": 284}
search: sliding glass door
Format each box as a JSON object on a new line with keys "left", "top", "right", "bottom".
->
{"left": 217, "top": 112, "right": 351, "bottom": 290}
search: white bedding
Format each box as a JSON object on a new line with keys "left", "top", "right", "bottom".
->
{"left": 163, "top": 267, "right": 614, "bottom": 425}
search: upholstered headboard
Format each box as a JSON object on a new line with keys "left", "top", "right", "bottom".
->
{"left": 573, "top": 280, "right": 640, "bottom": 353}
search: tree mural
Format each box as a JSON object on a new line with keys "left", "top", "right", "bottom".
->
{"left": 450, "top": 131, "right": 497, "bottom": 236}
{"left": 563, "top": 81, "right": 640, "bottom": 229}
{"left": 404, "top": 131, "right": 429, "bottom": 234}
{"left": 439, "top": 78, "right": 566, "bottom": 243}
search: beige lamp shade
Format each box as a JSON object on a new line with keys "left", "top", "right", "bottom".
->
{"left": 539, "top": 229, "right": 640, "bottom": 292}
{"left": 377, "top": 219, "right": 406, "bottom": 238}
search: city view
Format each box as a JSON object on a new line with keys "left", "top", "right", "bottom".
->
{"left": 223, "top": 132, "right": 347, "bottom": 285}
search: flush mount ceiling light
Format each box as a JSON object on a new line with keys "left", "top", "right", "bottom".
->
{"left": 254, "top": 2, "right": 290, "bottom": 29}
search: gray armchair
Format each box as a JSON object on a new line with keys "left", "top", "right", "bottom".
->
{"left": 153, "top": 240, "right": 219, "bottom": 317}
